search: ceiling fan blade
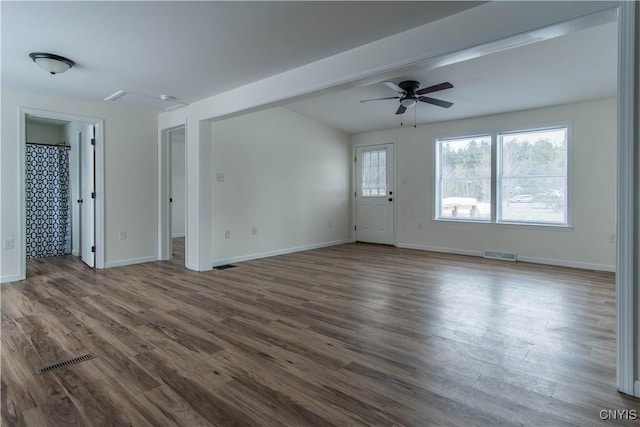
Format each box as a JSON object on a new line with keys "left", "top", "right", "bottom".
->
{"left": 416, "top": 82, "right": 454, "bottom": 95}
{"left": 360, "top": 96, "right": 401, "bottom": 103}
{"left": 418, "top": 96, "right": 453, "bottom": 108}
{"left": 383, "top": 81, "right": 404, "bottom": 94}
{"left": 395, "top": 104, "right": 407, "bottom": 115}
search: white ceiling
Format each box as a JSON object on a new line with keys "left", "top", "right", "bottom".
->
{"left": 1, "top": 2, "right": 617, "bottom": 136}
{"left": 285, "top": 20, "right": 618, "bottom": 134}
{"left": 1, "top": 1, "right": 481, "bottom": 104}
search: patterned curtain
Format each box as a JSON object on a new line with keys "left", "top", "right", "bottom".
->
{"left": 26, "top": 144, "right": 72, "bottom": 258}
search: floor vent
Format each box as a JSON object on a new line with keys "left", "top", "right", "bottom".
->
{"left": 483, "top": 251, "right": 517, "bottom": 262}
{"left": 214, "top": 264, "right": 236, "bottom": 270}
{"left": 35, "top": 353, "right": 96, "bottom": 375}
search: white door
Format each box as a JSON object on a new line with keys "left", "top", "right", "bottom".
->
{"left": 79, "top": 125, "right": 95, "bottom": 267}
{"left": 355, "top": 143, "right": 395, "bottom": 244}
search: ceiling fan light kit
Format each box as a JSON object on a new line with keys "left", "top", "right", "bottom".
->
{"left": 361, "top": 79, "right": 454, "bottom": 117}
{"left": 400, "top": 98, "right": 417, "bottom": 108}
{"left": 29, "top": 52, "right": 75, "bottom": 74}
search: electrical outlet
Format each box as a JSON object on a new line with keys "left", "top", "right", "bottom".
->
{"left": 225, "top": 229, "right": 231, "bottom": 239}
{"left": 216, "top": 172, "right": 225, "bottom": 183}
{"left": 252, "top": 226, "right": 258, "bottom": 236}
{"left": 118, "top": 230, "right": 127, "bottom": 240}
{"left": 3, "top": 238, "right": 14, "bottom": 249}
{"left": 327, "top": 220, "right": 333, "bottom": 228}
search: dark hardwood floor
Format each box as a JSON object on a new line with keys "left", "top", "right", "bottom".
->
{"left": 2, "top": 240, "right": 638, "bottom": 426}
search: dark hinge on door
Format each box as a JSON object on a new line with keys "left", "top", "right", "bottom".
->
{"left": 354, "top": 191, "right": 356, "bottom": 197}
{"left": 91, "top": 138, "right": 96, "bottom": 146}
{"left": 91, "top": 192, "right": 96, "bottom": 199}
{"left": 354, "top": 225, "right": 357, "bottom": 231}
{"left": 91, "top": 246, "right": 96, "bottom": 253}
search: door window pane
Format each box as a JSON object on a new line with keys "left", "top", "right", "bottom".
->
{"left": 362, "top": 149, "right": 386, "bottom": 197}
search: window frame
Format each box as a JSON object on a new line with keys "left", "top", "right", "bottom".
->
{"left": 496, "top": 124, "right": 571, "bottom": 227}
{"left": 434, "top": 133, "right": 493, "bottom": 223}
{"left": 434, "top": 122, "right": 572, "bottom": 228}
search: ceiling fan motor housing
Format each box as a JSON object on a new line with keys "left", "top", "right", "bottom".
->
{"left": 398, "top": 80, "right": 421, "bottom": 94}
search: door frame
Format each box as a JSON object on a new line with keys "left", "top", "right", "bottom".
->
{"left": 352, "top": 141, "right": 397, "bottom": 245}
{"left": 158, "top": 123, "right": 187, "bottom": 261}
{"left": 18, "top": 107, "right": 105, "bottom": 278}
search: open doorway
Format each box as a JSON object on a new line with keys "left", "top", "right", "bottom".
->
{"left": 18, "top": 108, "right": 104, "bottom": 279}
{"left": 170, "top": 127, "right": 186, "bottom": 261}
{"left": 158, "top": 124, "right": 186, "bottom": 264}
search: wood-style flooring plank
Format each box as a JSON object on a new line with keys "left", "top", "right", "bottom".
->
{"left": 2, "top": 239, "right": 639, "bottom": 426}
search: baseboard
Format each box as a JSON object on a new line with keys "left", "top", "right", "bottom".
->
{"left": 396, "top": 243, "right": 483, "bottom": 258}
{"left": 171, "top": 233, "right": 185, "bottom": 238}
{"left": 634, "top": 380, "right": 640, "bottom": 398}
{"left": 517, "top": 255, "right": 615, "bottom": 272}
{"left": 71, "top": 249, "right": 80, "bottom": 257}
{"left": 1, "top": 273, "right": 24, "bottom": 284}
{"left": 212, "top": 239, "right": 351, "bottom": 267}
{"left": 396, "top": 243, "right": 615, "bottom": 272}
{"left": 104, "top": 255, "right": 158, "bottom": 269}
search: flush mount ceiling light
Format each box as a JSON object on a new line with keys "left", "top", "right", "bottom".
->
{"left": 29, "top": 52, "right": 75, "bottom": 75}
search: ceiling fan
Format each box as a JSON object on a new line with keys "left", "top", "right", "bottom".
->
{"left": 360, "top": 80, "right": 454, "bottom": 115}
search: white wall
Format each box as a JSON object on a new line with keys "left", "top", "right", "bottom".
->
{"left": 170, "top": 131, "right": 186, "bottom": 238}
{"left": 210, "top": 107, "right": 351, "bottom": 264}
{"left": 26, "top": 122, "right": 65, "bottom": 145}
{"left": 1, "top": 89, "right": 158, "bottom": 282}
{"left": 352, "top": 98, "right": 617, "bottom": 270}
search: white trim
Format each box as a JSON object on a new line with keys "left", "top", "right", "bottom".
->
{"left": 396, "top": 243, "right": 482, "bottom": 258}
{"left": 104, "top": 256, "right": 158, "bottom": 269}
{"left": 212, "top": 239, "right": 351, "bottom": 268}
{"left": 634, "top": 381, "right": 640, "bottom": 397}
{"left": 171, "top": 233, "right": 185, "bottom": 238}
{"left": 616, "top": 1, "right": 637, "bottom": 397}
{"left": 71, "top": 249, "right": 80, "bottom": 257}
{"left": 516, "top": 256, "right": 615, "bottom": 273}
{"left": 17, "top": 107, "right": 105, "bottom": 281}
{"left": 0, "top": 274, "right": 24, "bottom": 284}
{"left": 397, "top": 243, "right": 615, "bottom": 272}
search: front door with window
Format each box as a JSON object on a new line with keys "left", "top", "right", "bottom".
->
{"left": 355, "top": 144, "right": 394, "bottom": 244}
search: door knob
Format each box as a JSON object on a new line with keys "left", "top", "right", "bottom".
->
{"left": 388, "top": 198, "right": 393, "bottom": 202}
{"left": 77, "top": 199, "right": 83, "bottom": 203}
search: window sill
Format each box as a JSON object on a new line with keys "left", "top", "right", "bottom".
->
{"left": 432, "top": 218, "right": 573, "bottom": 231}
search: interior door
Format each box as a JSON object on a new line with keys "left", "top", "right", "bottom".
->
{"left": 355, "top": 143, "right": 395, "bottom": 244}
{"left": 80, "top": 125, "right": 95, "bottom": 267}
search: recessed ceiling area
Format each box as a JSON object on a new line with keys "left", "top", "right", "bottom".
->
{"left": 1, "top": 1, "right": 483, "bottom": 104}
{"left": 284, "top": 19, "right": 618, "bottom": 134}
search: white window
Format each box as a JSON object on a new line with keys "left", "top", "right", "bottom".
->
{"left": 361, "top": 148, "right": 387, "bottom": 197}
{"left": 498, "top": 127, "right": 568, "bottom": 225}
{"left": 436, "top": 135, "right": 491, "bottom": 220}
{"left": 435, "top": 125, "right": 569, "bottom": 227}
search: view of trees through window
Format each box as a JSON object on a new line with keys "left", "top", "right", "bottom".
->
{"left": 439, "top": 136, "right": 491, "bottom": 220}
{"left": 500, "top": 128, "right": 567, "bottom": 224}
{"left": 436, "top": 126, "right": 568, "bottom": 225}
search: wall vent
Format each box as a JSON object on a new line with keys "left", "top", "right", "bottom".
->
{"left": 483, "top": 250, "right": 517, "bottom": 262}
